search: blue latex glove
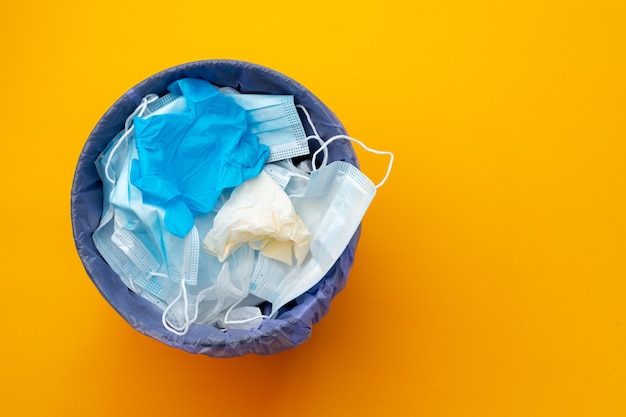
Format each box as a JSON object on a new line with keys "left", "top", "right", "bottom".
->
{"left": 130, "top": 78, "right": 270, "bottom": 237}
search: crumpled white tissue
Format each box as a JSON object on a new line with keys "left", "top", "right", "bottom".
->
{"left": 202, "top": 171, "right": 312, "bottom": 266}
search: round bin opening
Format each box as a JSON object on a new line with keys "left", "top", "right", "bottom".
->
{"left": 71, "top": 60, "right": 361, "bottom": 357}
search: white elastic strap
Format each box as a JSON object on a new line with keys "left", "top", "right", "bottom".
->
{"left": 296, "top": 104, "right": 329, "bottom": 168}
{"left": 307, "top": 136, "right": 329, "bottom": 168}
{"left": 161, "top": 276, "right": 192, "bottom": 336}
{"left": 312, "top": 135, "right": 394, "bottom": 189}
{"left": 288, "top": 172, "right": 310, "bottom": 182}
{"left": 104, "top": 94, "right": 159, "bottom": 184}
{"left": 126, "top": 275, "right": 140, "bottom": 294}
{"left": 222, "top": 299, "right": 268, "bottom": 327}
{"left": 296, "top": 104, "right": 321, "bottom": 137}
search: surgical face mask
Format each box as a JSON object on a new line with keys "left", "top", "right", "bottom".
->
{"left": 249, "top": 134, "right": 394, "bottom": 316}
{"left": 93, "top": 206, "right": 168, "bottom": 309}
{"left": 219, "top": 87, "right": 309, "bottom": 162}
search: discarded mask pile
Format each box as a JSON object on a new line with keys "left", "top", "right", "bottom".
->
{"left": 92, "top": 77, "right": 393, "bottom": 336}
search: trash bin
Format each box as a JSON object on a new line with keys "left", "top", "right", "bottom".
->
{"left": 70, "top": 60, "right": 361, "bottom": 357}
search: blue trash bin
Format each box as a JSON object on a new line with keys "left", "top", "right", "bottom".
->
{"left": 70, "top": 60, "right": 361, "bottom": 357}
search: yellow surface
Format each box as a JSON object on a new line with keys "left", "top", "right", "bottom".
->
{"left": 1, "top": 1, "right": 625, "bottom": 416}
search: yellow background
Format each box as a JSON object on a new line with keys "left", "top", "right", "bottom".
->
{"left": 1, "top": 1, "right": 625, "bottom": 416}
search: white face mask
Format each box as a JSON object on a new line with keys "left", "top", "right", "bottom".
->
{"left": 249, "top": 134, "right": 394, "bottom": 316}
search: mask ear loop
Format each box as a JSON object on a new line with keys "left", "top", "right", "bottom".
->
{"left": 288, "top": 172, "right": 309, "bottom": 181}
{"left": 161, "top": 274, "right": 193, "bottom": 336}
{"left": 295, "top": 104, "right": 321, "bottom": 137}
{"left": 220, "top": 299, "right": 269, "bottom": 330}
{"left": 307, "top": 136, "right": 328, "bottom": 169}
{"left": 104, "top": 94, "right": 159, "bottom": 184}
{"left": 312, "top": 135, "right": 394, "bottom": 189}
{"left": 125, "top": 272, "right": 141, "bottom": 294}
{"left": 160, "top": 227, "right": 202, "bottom": 336}
{"left": 296, "top": 105, "right": 328, "bottom": 169}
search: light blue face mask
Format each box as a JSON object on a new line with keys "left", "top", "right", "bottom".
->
{"left": 95, "top": 142, "right": 168, "bottom": 307}
{"left": 247, "top": 109, "right": 394, "bottom": 316}
{"left": 218, "top": 87, "right": 309, "bottom": 162}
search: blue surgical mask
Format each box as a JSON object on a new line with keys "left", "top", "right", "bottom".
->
{"left": 249, "top": 135, "right": 394, "bottom": 316}
{"left": 219, "top": 87, "right": 309, "bottom": 162}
